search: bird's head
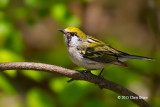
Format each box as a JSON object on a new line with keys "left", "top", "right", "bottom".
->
{"left": 58, "top": 26, "right": 87, "bottom": 40}
{"left": 58, "top": 27, "right": 87, "bottom": 47}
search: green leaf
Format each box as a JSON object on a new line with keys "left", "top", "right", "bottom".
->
{"left": 51, "top": 3, "right": 69, "bottom": 22}
{"left": 66, "top": 15, "right": 81, "bottom": 27}
{"left": 0, "top": 0, "right": 9, "bottom": 8}
{"left": 59, "top": 81, "right": 91, "bottom": 107}
{"left": 51, "top": 3, "right": 81, "bottom": 27}
{"left": 49, "top": 77, "right": 68, "bottom": 93}
{"left": 0, "top": 21, "right": 11, "bottom": 37}
{"left": 104, "top": 66, "right": 134, "bottom": 84}
{"left": 0, "top": 49, "right": 24, "bottom": 62}
{"left": 37, "top": 46, "right": 72, "bottom": 67}
{"left": 0, "top": 74, "right": 17, "bottom": 94}
{"left": 6, "top": 31, "right": 24, "bottom": 54}
{"left": 24, "top": 0, "right": 46, "bottom": 7}
{"left": 128, "top": 60, "right": 153, "bottom": 74}
{"left": 26, "top": 88, "right": 55, "bottom": 107}
{"left": 0, "top": 11, "right": 5, "bottom": 20}
{"left": 15, "top": 8, "right": 28, "bottom": 19}
{"left": 22, "top": 70, "right": 44, "bottom": 82}
{"left": 4, "top": 70, "right": 17, "bottom": 78}
{"left": 84, "top": 98, "right": 108, "bottom": 107}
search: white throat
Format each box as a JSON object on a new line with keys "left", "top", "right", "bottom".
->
{"left": 64, "top": 35, "right": 82, "bottom": 47}
{"left": 70, "top": 36, "right": 81, "bottom": 46}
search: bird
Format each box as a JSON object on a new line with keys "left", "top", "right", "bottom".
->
{"left": 58, "top": 26, "right": 153, "bottom": 76}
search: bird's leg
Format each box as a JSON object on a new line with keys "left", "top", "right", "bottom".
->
{"left": 67, "top": 79, "right": 74, "bottom": 82}
{"left": 98, "top": 68, "right": 104, "bottom": 77}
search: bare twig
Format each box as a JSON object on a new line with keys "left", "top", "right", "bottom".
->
{"left": 0, "top": 62, "right": 151, "bottom": 107}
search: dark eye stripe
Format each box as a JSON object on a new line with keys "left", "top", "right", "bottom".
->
{"left": 70, "top": 32, "right": 75, "bottom": 36}
{"left": 68, "top": 32, "right": 78, "bottom": 37}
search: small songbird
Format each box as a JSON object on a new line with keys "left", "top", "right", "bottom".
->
{"left": 58, "top": 27, "right": 153, "bottom": 76}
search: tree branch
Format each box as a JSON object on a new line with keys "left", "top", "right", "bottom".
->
{"left": 0, "top": 62, "right": 151, "bottom": 107}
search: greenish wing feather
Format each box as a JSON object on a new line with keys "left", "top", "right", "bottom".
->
{"left": 78, "top": 44, "right": 119, "bottom": 63}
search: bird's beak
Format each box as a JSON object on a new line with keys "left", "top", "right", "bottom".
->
{"left": 58, "top": 29, "right": 65, "bottom": 33}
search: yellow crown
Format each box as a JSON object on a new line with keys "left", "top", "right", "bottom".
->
{"left": 66, "top": 26, "right": 87, "bottom": 39}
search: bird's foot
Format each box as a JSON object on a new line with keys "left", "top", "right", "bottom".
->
{"left": 67, "top": 70, "right": 91, "bottom": 83}
{"left": 98, "top": 75, "right": 104, "bottom": 80}
{"left": 67, "top": 69, "right": 105, "bottom": 83}
{"left": 77, "top": 70, "right": 92, "bottom": 74}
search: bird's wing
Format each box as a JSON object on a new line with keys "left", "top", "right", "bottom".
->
{"left": 78, "top": 36, "right": 128, "bottom": 67}
{"left": 78, "top": 45, "right": 117, "bottom": 63}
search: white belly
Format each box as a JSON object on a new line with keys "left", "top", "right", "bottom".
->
{"left": 68, "top": 47, "right": 107, "bottom": 70}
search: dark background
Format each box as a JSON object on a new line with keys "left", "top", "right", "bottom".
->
{"left": 0, "top": 0, "right": 160, "bottom": 107}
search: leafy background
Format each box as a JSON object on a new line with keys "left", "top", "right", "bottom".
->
{"left": 0, "top": 0, "right": 160, "bottom": 107}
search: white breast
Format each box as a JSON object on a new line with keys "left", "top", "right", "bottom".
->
{"left": 67, "top": 47, "right": 107, "bottom": 70}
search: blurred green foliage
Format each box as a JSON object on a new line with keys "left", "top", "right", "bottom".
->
{"left": 0, "top": 0, "right": 160, "bottom": 107}
{"left": 51, "top": 3, "right": 81, "bottom": 27}
{"left": 0, "top": 73, "right": 17, "bottom": 94}
{"left": 26, "top": 88, "right": 55, "bottom": 107}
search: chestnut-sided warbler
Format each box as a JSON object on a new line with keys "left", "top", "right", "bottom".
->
{"left": 58, "top": 27, "right": 153, "bottom": 76}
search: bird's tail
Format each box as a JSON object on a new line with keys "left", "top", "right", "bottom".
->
{"left": 118, "top": 52, "right": 153, "bottom": 61}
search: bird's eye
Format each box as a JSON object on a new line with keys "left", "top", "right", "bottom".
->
{"left": 70, "top": 32, "right": 75, "bottom": 36}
